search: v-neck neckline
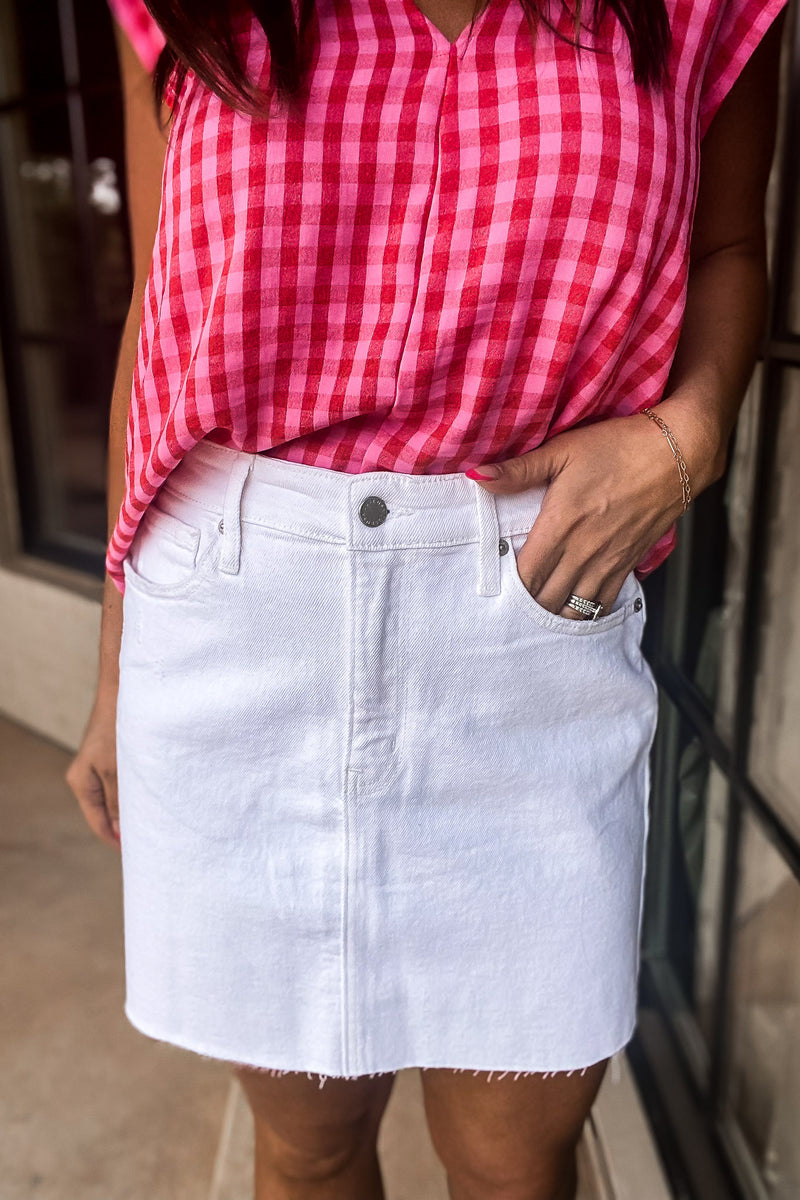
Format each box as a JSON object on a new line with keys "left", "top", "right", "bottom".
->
{"left": 400, "top": 0, "right": 493, "bottom": 55}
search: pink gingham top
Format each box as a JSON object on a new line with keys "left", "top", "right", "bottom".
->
{"left": 106, "top": 0, "right": 786, "bottom": 595}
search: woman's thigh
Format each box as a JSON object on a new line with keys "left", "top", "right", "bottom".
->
{"left": 233, "top": 1066, "right": 397, "bottom": 1156}
{"left": 420, "top": 1061, "right": 608, "bottom": 1195}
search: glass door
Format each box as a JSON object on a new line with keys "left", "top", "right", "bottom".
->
{"left": 633, "top": 5, "right": 800, "bottom": 1196}
{"left": 0, "top": 0, "right": 131, "bottom": 576}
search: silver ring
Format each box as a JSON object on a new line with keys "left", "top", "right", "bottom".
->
{"left": 566, "top": 593, "right": 605, "bottom": 621}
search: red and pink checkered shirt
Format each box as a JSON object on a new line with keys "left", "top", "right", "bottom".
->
{"left": 106, "top": 0, "right": 787, "bottom": 595}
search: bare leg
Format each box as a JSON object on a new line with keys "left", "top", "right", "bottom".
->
{"left": 420, "top": 1059, "right": 608, "bottom": 1200}
{"left": 233, "top": 1066, "right": 396, "bottom": 1200}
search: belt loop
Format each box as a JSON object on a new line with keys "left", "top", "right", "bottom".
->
{"left": 218, "top": 454, "right": 254, "bottom": 576}
{"left": 473, "top": 482, "right": 501, "bottom": 596}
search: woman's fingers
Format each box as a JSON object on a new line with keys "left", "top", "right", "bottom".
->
{"left": 515, "top": 538, "right": 630, "bottom": 620}
{"left": 64, "top": 698, "right": 121, "bottom": 851}
{"left": 65, "top": 757, "right": 120, "bottom": 850}
{"left": 553, "top": 570, "right": 630, "bottom": 621}
{"left": 539, "top": 568, "right": 609, "bottom": 621}
{"left": 101, "top": 763, "right": 120, "bottom": 840}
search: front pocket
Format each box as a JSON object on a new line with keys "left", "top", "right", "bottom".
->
{"left": 504, "top": 532, "right": 644, "bottom": 637}
{"left": 122, "top": 499, "right": 219, "bottom": 600}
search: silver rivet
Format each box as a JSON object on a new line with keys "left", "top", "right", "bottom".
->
{"left": 634, "top": 597, "right": 643, "bottom": 612}
{"left": 498, "top": 538, "right": 509, "bottom": 555}
{"left": 218, "top": 519, "right": 224, "bottom": 533}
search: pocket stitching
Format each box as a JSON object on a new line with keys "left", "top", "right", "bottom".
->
{"left": 504, "top": 534, "right": 638, "bottom": 636}
{"left": 145, "top": 505, "right": 202, "bottom": 552}
{"left": 122, "top": 515, "right": 219, "bottom": 601}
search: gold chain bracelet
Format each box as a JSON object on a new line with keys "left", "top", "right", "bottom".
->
{"left": 641, "top": 407, "right": 692, "bottom": 512}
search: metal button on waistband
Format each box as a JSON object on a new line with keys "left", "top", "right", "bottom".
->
{"left": 359, "top": 496, "right": 389, "bottom": 527}
{"left": 498, "top": 538, "right": 509, "bottom": 555}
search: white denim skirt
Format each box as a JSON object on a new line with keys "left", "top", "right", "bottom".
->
{"left": 116, "top": 437, "right": 660, "bottom": 1082}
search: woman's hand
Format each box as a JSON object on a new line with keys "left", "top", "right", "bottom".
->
{"left": 465, "top": 397, "right": 726, "bottom": 620}
{"left": 65, "top": 683, "right": 121, "bottom": 852}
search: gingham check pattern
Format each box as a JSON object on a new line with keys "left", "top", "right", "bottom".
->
{"left": 106, "top": 0, "right": 788, "bottom": 595}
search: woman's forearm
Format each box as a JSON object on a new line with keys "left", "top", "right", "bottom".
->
{"left": 97, "top": 282, "right": 146, "bottom": 698}
{"left": 653, "top": 239, "right": 770, "bottom": 498}
{"left": 96, "top": 19, "right": 170, "bottom": 699}
{"left": 107, "top": 284, "right": 145, "bottom": 542}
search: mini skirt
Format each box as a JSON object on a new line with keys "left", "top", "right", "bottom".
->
{"left": 115, "top": 437, "right": 660, "bottom": 1082}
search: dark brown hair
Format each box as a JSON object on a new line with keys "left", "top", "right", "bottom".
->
{"left": 147, "top": 0, "right": 671, "bottom": 121}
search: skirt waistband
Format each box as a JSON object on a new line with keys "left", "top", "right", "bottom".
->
{"left": 161, "top": 439, "right": 550, "bottom": 597}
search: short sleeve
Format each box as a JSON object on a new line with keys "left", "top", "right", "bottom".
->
{"left": 698, "top": 0, "right": 789, "bottom": 139}
{"left": 106, "top": 0, "right": 167, "bottom": 75}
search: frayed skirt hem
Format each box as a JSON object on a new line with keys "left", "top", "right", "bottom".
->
{"left": 124, "top": 1003, "right": 630, "bottom": 1089}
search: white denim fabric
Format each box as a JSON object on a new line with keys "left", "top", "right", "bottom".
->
{"left": 116, "top": 438, "right": 660, "bottom": 1081}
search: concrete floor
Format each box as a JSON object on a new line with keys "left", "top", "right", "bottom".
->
{"left": 0, "top": 713, "right": 596, "bottom": 1200}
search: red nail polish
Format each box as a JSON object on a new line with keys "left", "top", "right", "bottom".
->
{"left": 465, "top": 466, "right": 499, "bottom": 481}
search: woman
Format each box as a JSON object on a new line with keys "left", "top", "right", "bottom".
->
{"left": 66, "top": 0, "right": 786, "bottom": 1196}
